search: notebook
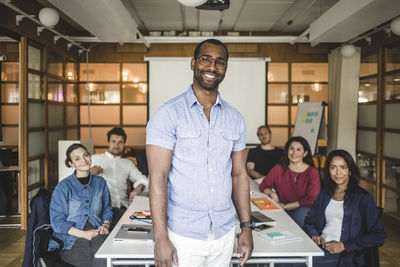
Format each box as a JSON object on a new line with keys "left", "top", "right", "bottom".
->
{"left": 113, "top": 224, "right": 154, "bottom": 243}
{"left": 258, "top": 230, "right": 303, "bottom": 243}
{"left": 251, "top": 211, "right": 276, "bottom": 225}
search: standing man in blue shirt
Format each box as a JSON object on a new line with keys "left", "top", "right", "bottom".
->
{"left": 146, "top": 39, "right": 254, "bottom": 267}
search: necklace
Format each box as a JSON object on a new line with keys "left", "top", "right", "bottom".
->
{"left": 333, "top": 189, "right": 345, "bottom": 201}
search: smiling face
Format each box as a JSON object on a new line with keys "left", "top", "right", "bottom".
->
{"left": 329, "top": 156, "right": 350, "bottom": 188}
{"left": 287, "top": 141, "right": 307, "bottom": 164}
{"left": 191, "top": 42, "right": 227, "bottom": 91}
{"left": 68, "top": 147, "right": 91, "bottom": 173}
{"left": 257, "top": 127, "right": 271, "bottom": 145}
{"left": 108, "top": 134, "right": 125, "bottom": 156}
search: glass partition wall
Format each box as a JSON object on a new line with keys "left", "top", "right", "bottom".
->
{"left": 0, "top": 40, "right": 20, "bottom": 223}
{"left": 267, "top": 62, "right": 328, "bottom": 148}
{"left": 357, "top": 42, "right": 400, "bottom": 220}
{"left": 78, "top": 62, "right": 148, "bottom": 153}
{"left": 26, "top": 43, "right": 79, "bottom": 203}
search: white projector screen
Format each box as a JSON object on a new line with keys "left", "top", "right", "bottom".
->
{"left": 146, "top": 57, "right": 266, "bottom": 144}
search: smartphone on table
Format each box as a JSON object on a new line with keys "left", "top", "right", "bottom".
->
{"left": 254, "top": 224, "right": 273, "bottom": 232}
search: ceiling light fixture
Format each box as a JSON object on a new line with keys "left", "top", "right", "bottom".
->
{"left": 38, "top": 7, "right": 60, "bottom": 27}
{"left": 340, "top": 44, "right": 356, "bottom": 58}
{"left": 390, "top": 17, "right": 400, "bottom": 36}
{"left": 177, "top": 0, "right": 207, "bottom": 7}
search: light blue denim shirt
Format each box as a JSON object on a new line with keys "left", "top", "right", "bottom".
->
{"left": 49, "top": 172, "right": 112, "bottom": 250}
{"left": 146, "top": 86, "right": 246, "bottom": 240}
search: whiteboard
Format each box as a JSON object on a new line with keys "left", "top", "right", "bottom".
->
{"left": 146, "top": 57, "right": 267, "bottom": 144}
{"left": 293, "top": 102, "right": 327, "bottom": 155}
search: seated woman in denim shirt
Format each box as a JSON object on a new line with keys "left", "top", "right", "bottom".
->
{"left": 49, "top": 143, "right": 112, "bottom": 267}
{"left": 303, "top": 149, "right": 386, "bottom": 267}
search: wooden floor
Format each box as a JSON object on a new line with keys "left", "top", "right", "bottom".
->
{"left": 0, "top": 220, "right": 399, "bottom": 267}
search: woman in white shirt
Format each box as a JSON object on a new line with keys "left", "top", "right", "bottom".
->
{"left": 303, "top": 149, "right": 386, "bottom": 267}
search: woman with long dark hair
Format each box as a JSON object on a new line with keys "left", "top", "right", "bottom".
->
{"left": 49, "top": 143, "right": 112, "bottom": 267}
{"left": 259, "top": 136, "right": 320, "bottom": 227}
{"left": 303, "top": 149, "right": 386, "bottom": 266}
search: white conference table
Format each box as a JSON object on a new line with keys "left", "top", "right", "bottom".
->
{"left": 96, "top": 179, "right": 323, "bottom": 266}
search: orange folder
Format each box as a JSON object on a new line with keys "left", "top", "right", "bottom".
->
{"left": 251, "top": 197, "right": 279, "bottom": 210}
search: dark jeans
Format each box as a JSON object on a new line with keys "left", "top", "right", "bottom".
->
{"left": 60, "top": 222, "right": 107, "bottom": 267}
{"left": 286, "top": 206, "right": 310, "bottom": 228}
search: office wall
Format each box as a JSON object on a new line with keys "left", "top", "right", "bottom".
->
{"left": 147, "top": 57, "right": 266, "bottom": 144}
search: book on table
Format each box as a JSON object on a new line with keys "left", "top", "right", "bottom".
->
{"left": 258, "top": 230, "right": 303, "bottom": 243}
{"left": 251, "top": 211, "right": 276, "bottom": 225}
{"left": 113, "top": 224, "right": 154, "bottom": 243}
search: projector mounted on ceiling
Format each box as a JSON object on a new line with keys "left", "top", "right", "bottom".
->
{"left": 196, "top": 0, "right": 229, "bottom": 11}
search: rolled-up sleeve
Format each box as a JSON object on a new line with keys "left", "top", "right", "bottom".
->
{"left": 50, "top": 185, "right": 75, "bottom": 234}
{"left": 259, "top": 165, "right": 279, "bottom": 192}
{"left": 232, "top": 113, "right": 246, "bottom": 152}
{"left": 146, "top": 105, "right": 176, "bottom": 150}
{"left": 129, "top": 162, "right": 149, "bottom": 190}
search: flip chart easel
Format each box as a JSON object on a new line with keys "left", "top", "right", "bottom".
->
{"left": 293, "top": 102, "right": 327, "bottom": 156}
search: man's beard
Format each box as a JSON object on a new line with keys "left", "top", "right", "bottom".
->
{"left": 193, "top": 68, "right": 224, "bottom": 91}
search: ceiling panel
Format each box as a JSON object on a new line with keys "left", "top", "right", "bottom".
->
{"left": 199, "top": 10, "right": 223, "bottom": 31}
{"left": 219, "top": 0, "right": 247, "bottom": 30}
{"left": 235, "top": 1, "right": 295, "bottom": 31}
{"left": 183, "top": 6, "right": 200, "bottom": 31}
{"left": 131, "top": 0, "right": 183, "bottom": 30}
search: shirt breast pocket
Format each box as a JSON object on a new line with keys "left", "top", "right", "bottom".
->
{"left": 176, "top": 128, "right": 201, "bottom": 159}
{"left": 68, "top": 198, "right": 82, "bottom": 219}
{"left": 220, "top": 129, "right": 240, "bottom": 159}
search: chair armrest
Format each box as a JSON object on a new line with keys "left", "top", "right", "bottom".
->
{"left": 49, "top": 235, "right": 64, "bottom": 251}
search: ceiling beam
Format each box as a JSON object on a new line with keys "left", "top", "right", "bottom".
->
{"left": 309, "top": 0, "right": 400, "bottom": 46}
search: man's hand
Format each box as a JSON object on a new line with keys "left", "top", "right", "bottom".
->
{"left": 325, "top": 241, "right": 345, "bottom": 254}
{"left": 237, "top": 228, "right": 253, "bottom": 266}
{"left": 90, "top": 165, "right": 103, "bottom": 175}
{"left": 311, "top": 235, "right": 326, "bottom": 247}
{"left": 154, "top": 238, "right": 178, "bottom": 267}
{"left": 129, "top": 185, "right": 144, "bottom": 202}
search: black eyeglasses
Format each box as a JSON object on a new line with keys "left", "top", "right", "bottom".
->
{"left": 196, "top": 55, "right": 227, "bottom": 70}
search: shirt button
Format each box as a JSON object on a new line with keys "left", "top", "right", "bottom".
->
{"left": 209, "top": 210, "right": 213, "bottom": 213}
{"left": 85, "top": 214, "right": 88, "bottom": 217}
{"left": 86, "top": 200, "right": 89, "bottom": 203}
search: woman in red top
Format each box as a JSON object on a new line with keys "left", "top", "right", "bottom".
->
{"left": 259, "top": 136, "right": 320, "bottom": 227}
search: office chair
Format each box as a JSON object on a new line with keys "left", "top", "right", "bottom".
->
{"left": 352, "top": 207, "right": 384, "bottom": 267}
{"left": 36, "top": 224, "right": 73, "bottom": 267}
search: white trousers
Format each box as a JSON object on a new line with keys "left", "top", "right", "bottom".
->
{"left": 168, "top": 227, "right": 235, "bottom": 267}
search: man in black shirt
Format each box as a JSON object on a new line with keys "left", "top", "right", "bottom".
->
{"left": 246, "top": 125, "right": 283, "bottom": 179}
